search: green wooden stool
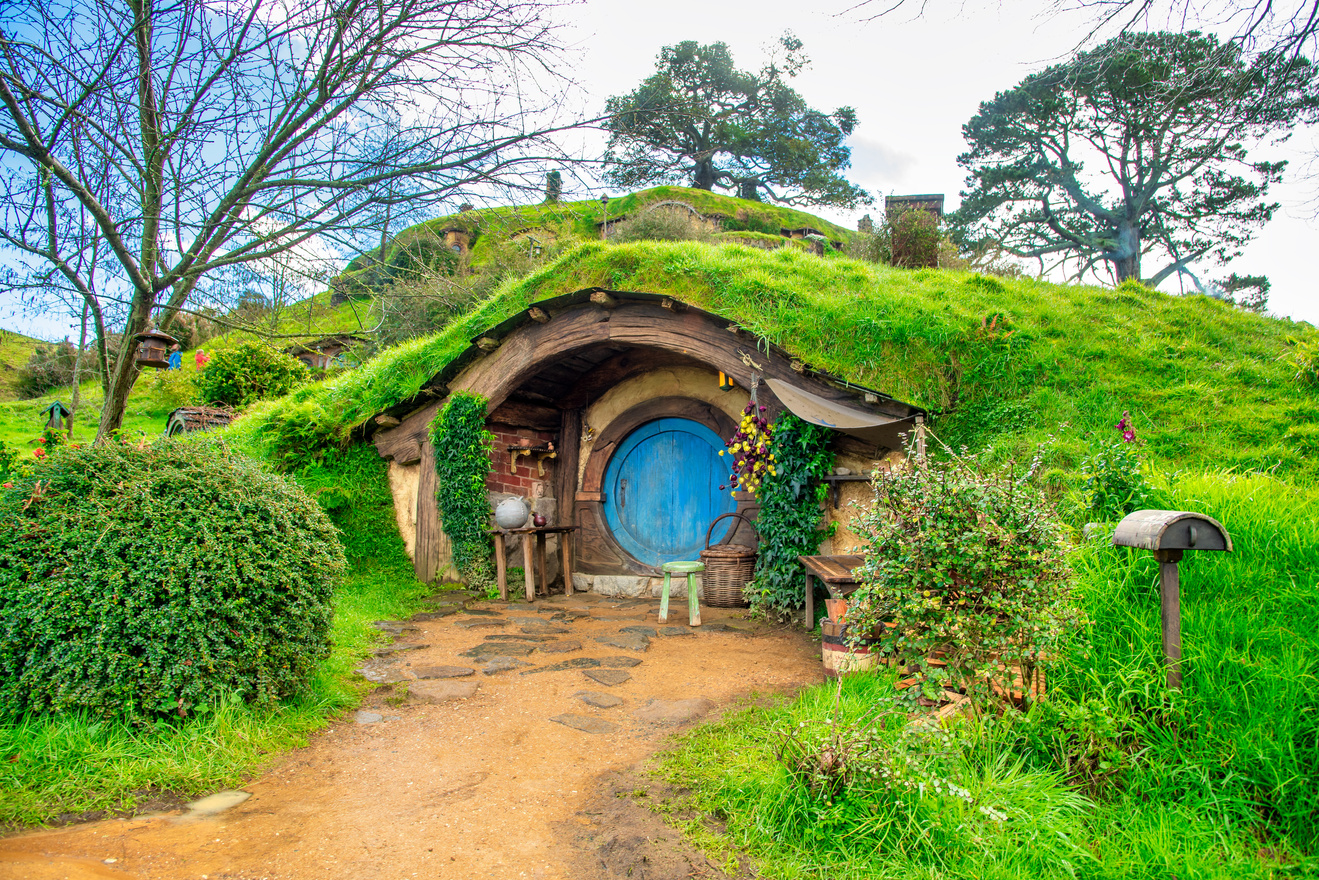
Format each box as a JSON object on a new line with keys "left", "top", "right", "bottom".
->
{"left": 659, "top": 560, "right": 704, "bottom": 627}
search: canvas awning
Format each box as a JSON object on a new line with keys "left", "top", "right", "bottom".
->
{"left": 766, "top": 378, "right": 915, "bottom": 448}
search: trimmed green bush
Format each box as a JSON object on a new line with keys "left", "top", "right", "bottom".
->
{"left": 197, "top": 342, "right": 309, "bottom": 408}
{"left": 0, "top": 439, "right": 345, "bottom": 720}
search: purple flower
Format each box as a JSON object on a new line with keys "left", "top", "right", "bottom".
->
{"left": 1122, "top": 429, "right": 1136, "bottom": 443}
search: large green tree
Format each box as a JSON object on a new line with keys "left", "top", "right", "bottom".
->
{"left": 953, "top": 31, "right": 1319, "bottom": 286}
{"left": 602, "top": 35, "right": 870, "bottom": 208}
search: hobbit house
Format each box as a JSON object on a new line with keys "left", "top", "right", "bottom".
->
{"left": 370, "top": 289, "right": 924, "bottom": 596}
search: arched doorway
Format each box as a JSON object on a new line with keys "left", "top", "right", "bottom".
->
{"left": 602, "top": 417, "right": 735, "bottom": 567}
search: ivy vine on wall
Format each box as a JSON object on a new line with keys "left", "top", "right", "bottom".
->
{"left": 429, "top": 391, "right": 496, "bottom": 588}
{"left": 746, "top": 413, "right": 836, "bottom": 618}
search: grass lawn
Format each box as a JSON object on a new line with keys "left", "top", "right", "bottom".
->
{"left": 652, "top": 471, "right": 1319, "bottom": 877}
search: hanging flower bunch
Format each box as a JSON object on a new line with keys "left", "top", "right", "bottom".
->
{"left": 719, "top": 401, "right": 775, "bottom": 497}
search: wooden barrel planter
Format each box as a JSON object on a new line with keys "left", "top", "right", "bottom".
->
{"left": 820, "top": 617, "right": 882, "bottom": 677}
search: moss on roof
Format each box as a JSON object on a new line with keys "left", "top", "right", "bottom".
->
{"left": 230, "top": 240, "right": 1319, "bottom": 482}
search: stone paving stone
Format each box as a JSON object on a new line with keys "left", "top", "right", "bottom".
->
{"left": 481, "top": 657, "right": 531, "bottom": 675}
{"left": 549, "top": 713, "right": 620, "bottom": 734}
{"left": 520, "top": 624, "right": 570, "bottom": 634}
{"left": 521, "top": 657, "right": 601, "bottom": 675}
{"left": 483, "top": 633, "right": 557, "bottom": 642}
{"left": 371, "top": 641, "right": 429, "bottom": 656}
{"left": 410, "top": 609, "right": 458, "bottom": 621}
{"left": 597, "top": 656, "right": 642, "bottom": 668}
{"left": 413, "top": 665, "right": 475, "bottom": 679}
{"left": 460, "top": 642, "right": 535, "bottom": 659}
{"left": 354, "top": 662, "right": 409, "bottom": 683}
{"left": 656, "top": 627, "right": 696, "bottom": 637}
{"left": 574, "top": 691, "right": 623, "bottom": 709}
{"left": 409, "top": 680, "right": 479, "bottom": 703}
{"left": 594, "top": 633, "right": 651, "bottom": 652}
{"left": 454, "top": 618, "right": 507, "bottom": 630}
{"left": 619, "top": 626, "right": 658, "bottom": 637}
{"left": 537, "top": 639, "right": 583, "bottom": 654}
{"left": 354, "top": 711, "right": 383, "bottom": 724}
{"left": 634, "top": 698, "right": 716, "bottom": 724}
{"left": 583, "top": 668, "right": 631, "bottom": 686}
{"left": 461, "top": 608, "right": 502, "bottom": 617}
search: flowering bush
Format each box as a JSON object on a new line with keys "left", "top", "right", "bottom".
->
{"left": 1080, "top": 410, "right": 1156, "bottom": 520}
{"left": 848, "top": 451, "right": 1082, "bottom": 711}
{"left": 720, "top": 400, "right": 774, "bottom": 497}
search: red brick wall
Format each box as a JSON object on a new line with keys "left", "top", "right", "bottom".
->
{"left": 487, "top": 424, "right": 557, "bottom": 497}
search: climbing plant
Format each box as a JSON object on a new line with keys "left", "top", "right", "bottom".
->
{"left": 429, "top": 392, "right": 496, "bottom": 589}
{"left": 745, "top": 413, "right": 836, "bottom": 618}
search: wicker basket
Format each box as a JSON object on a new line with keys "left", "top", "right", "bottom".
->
{"left": 699, "top": 512, "right": 757, "bottom": 608}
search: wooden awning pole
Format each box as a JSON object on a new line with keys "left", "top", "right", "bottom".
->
{"left": 915, "top": 414, "right": 927, "bottom": 466}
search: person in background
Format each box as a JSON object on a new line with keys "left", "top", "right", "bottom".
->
{"left": 167, "top": 344, "right": 182, "bottom": 371}
{"left": 195, "top": 348, "right": 210, "bottom": 370}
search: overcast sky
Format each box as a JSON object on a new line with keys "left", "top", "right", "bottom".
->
{"left": 4, "top": 0, "right": 1316, "bottom": 341}
{"left": 562, "top": 0, "right": 1319, "bottom": 325}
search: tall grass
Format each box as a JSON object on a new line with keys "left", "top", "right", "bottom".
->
{"left": 655, "top": 472, "right": 1319, "bottom": 878}
{"left": 0, "top": 445, "right": 429, "bottom": 827}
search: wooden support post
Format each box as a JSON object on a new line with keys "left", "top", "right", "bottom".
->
{"left": 1155, "top": 549, "right": 1184, "bottom": 689}
{"left": 494, "top": 532, "right": 508, "bottom": 601}
{"left": 522, "top": 533, "right": 536, "bottom": 602}
{"left": 536, "top": 534, "right": 548, "bottom": 597}
{"left": 560, "top": 530, "right": 573, "bottom": 595}
{"left": 804, "top": 572, "right": 815, "bottom": 631}
{"left": 915, "top": 414, "right": 927, "bottom": 465}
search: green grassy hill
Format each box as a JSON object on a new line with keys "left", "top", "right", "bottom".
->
{"left": 0, "top": 329, "right": 43, "bottom": 401}
{"left": 234, "top": 240, "right": 1319, "bottom": 486}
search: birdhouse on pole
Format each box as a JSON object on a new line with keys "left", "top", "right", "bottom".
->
{"left": 133, "top": 329, "right": 178, "bottom": 369}
{"left": 42, "top": 400, "right": 72, "bottom": 431}
{"left": 1112, "top": 510, "right": 1233, "bottom": 689}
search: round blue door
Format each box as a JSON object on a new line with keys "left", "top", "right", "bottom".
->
{"left": 603, "top": 417, "right": 736, "bottom": 567}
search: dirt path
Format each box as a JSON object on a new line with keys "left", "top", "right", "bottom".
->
{"left": 0, "top": 591, "right": 823, "bottom": 879}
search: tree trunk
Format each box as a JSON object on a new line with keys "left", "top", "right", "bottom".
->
{"left": 69, "top": 299, "right": 89, "bottom": 438}
{"left": 692, "top": 157, "right": 716, "bottom": 190}
{"left": 737, "top": 180, "right": 761, "bottom": 201}
{"left": 1110, "top": 223, "right": 1142, "bottom": 283}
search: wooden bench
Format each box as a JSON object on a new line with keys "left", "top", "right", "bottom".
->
{"left": 798, "top": 554, "right": 865, "bottom": 630}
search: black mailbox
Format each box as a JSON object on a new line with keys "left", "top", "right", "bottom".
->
{"left": 1112, "top": 510, "right": 1233, "bottom": 688}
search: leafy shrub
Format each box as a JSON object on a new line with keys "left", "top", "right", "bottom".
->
{"left": 429, "top": 392, "right": 496, "bottom": 588}
{"left": 1080, "top": 411, "right": 1157, "bottom": 519}
{"left": 848, "top": 452, "right": 1082, "bottom": 710}
{"left": 196, "top": 342, "right": 308, "bottom": 407}
{"left": 746, "top": 414, "right": 836, "bottom": 618}
{"left": 0, "top": 439, "right": 345, "bottom": 719}
{"left": 612, "top": 209, "right": 711, "bottom": 243}
{"left": 15, "top": 340, "right": 88, "bottom": 399}
{"left": 140, "top": 368, "right": 201, "bottom": 415}
{"left": 1289, "top": 335, "right": 1319, "bottom": 386}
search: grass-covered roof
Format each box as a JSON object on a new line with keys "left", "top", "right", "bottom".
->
{"left": 232, "top": 241, "right": 1319, "bottom": 482}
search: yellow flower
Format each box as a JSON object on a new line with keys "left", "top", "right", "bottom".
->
{"left": 718, "top": 449, "right": 725, "bottom": 456}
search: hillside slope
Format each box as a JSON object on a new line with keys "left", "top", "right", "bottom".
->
{"left": 233, "top": 241, "right": 1318, "bottom": 484}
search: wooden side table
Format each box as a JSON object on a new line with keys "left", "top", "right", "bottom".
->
{"left": 798, "top": 554, "right": 865, "bottom": 629}
{"left": 493, "top": 526, "right": 578, "bottom": 602}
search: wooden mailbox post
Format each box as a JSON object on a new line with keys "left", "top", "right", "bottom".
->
{"left": 1111, "top": 510, "right": 1233, "bottom": 689}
